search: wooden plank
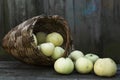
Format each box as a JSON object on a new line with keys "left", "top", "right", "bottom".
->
{"left": 48, "top": 0, "right": 55, "bottom": 15}
{"left": 43, "top": 0, "right": 65, "bottom": 16}
{"left": 113, "top": 0, "right": 120, "bottom": 22}
{"left": 65, "top": 0, "right": 75, "bottom": 37}
{"left": 34, "top": 0, "right": 44, "bottom": 15}
{"left": 0, "top": 61, "right": 119, "bottom": 80}
{"left": 0, "top": 0, "right": 4, "bottom": 45}
{"left": 84, "top": 0, "right": 101, "bottom": 55}
{"left": 25, "top": 0, "right": 44, "bottom": 18}
{"left": 0, "top": 0, "right": 5, "bottom": 59}
{"left": 6, "top": 0, "right": 16, "bottom": 29}
{"left": 0, "top": 61, "right": 42, "bottom": 69}
{"left": 101, "top": 0, "right": 120, "bottom": 63}
{"left": 0, "top": 0, "right": 15, "bottom": 61}
{"left": 43, "top": 0, "right": 49, "bottom": 15}
{"left": 118, "top": 0, "right": 120, "bottom": 20}
{"left": 74, "top": 0, "right": 86, "bottom": 51}
{"left": 73, "top": 0, "right": 101, "bottom": 55}
{"left": 73, "top": 0, "right": 98, "bottom": 52}
{"left": 113, "top": 0, "right": 118, "bottom": 21}
{"left": 7, "top": 0, "right": 44, "bottom": 27}
{"left": 54, "top": 0, "right": 65, "bottom": 17}
{"left": 25, "top": 0, "right": 37, "bottom": 18}
{"left": 14, "top": 0, "right": 27, "bottom": 24}
{"left": 3, "top": 0, "right": 11, "bottom": 34}
{"left": 101, "top": 0, "right": 114, "bottom": 17}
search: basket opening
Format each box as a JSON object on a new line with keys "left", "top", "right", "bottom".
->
{"left": 32, "top": 18, "right": 67, "bottom": 48}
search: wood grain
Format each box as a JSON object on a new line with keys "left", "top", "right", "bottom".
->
{"left": 0, "top": 0, "right": 120, "bottom": 63}
{"left": 0, "top": 61, "right": 119, "bottom": 80}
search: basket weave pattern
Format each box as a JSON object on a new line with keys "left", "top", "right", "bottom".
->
{"left": 2, "top": 15, "right": 72, "bottom": 65}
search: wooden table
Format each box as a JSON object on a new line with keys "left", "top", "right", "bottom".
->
{"left": 0, "top": 61, "right": 119, "bottom": 80}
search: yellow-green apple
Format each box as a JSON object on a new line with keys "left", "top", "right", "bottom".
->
{"left": 51, "top": 47, "right": 65, "bottom": 59}
{"left": 54, "top": 57, "right": 74, "bottom": 74}
{"left": 85, "top": 53, "right": 99, "bottom": 63}
{"left": 75, "top": 57, "right": 93, "bottom": 74}
{"left": 40, "top": 42, "right": 55, "bottom": 56}
{"left": 36, "top": 32, "right": 47, "bottom": 44}
{"left": 68, "top": 50, "right": 84, "bottom": 61}
{"left": 46, "top": 32, "right": 63, "bottom": 46}
{"left": 94, "top": 58, "right": 117, "bottom": 77}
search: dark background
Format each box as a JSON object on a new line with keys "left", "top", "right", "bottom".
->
{"left": 0, "top": 0, "right": 120, "bottom": 63}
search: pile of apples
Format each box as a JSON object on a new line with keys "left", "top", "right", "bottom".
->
{"left": 33, "top": 32, "right": 117, "bottom": 77}
{"left": 33, "top": 32, "right": 65, "bottom": 59}
{"left": 54, "top": 51, "right": 117, "bottom": 77}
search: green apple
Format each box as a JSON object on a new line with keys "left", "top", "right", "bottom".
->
{"left": 54, "top": 57, "right": 74, "bottom": 74}
{"left": 40, "top": 42, "right": 55, "bottom": 56}
{"left": 94, "top": 58, "right": 117, "bottom": 77}
{"left": 85, "top": 53, "right": 99, "bottom": 63}
{"left": 36, "top": 32, "right": 47, "bottom": 44}
{"left": 68, "top": 50, "right": 84, "bottom": 61}
{"left": 75, "top": 57, "right": 93, "bottom": 74}
{"left": 46, "top": 32, "right": 63, "bottom": 46}
{"left": 32, "top": 34, "right": 38, "bottom": 45}
{"left": 51, "top": 47, "right": 65, "bottom": 59}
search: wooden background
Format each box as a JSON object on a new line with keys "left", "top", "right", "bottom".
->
{"left": 0, "top": 0, "right": 120, "bottom": 63}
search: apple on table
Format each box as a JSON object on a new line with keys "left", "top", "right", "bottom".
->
{"left": 54, "top": 57, "right": 74, "bottom": 74}
{"left": 68, "top": 50, "right": 84, "bottom": 61}
{"left": 94, "top": 58, "right": 117, "bottom": 77}
{"left": 75, "top": 57, "right": 93, "bottom": 74}
{"left": 85, "top": 53, "right": 99, "bottom": 63}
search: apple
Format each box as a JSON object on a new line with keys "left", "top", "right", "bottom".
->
{"left": 51, "top": 47, "right": 65, "bottom": 59}
{"left": 68, "top": 50, "right": 84, "bottom": 61}
{"left": 40, "top": 42, "right": 55, "bottom": 56}
{"left": 85, "top": 53, "right": 99, "bottom": 63}
{"left": 75, "top": 57, "right": 93, "bottom": 74}
{"left": 32, "top": 34, "right": 38, "bottom": 45}
{"left": 94, "top": 58, "right": 117, "bottom": 77}
{"left": 54, "top": 57, "right": 74, "bottom": 74}
{"left": 46, "top": 32, "right": 63, "bottom": 46}
{"left": 36, "top": 32, "right": 47, "bottom": 44}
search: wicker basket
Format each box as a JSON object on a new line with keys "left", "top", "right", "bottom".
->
{"left": 2, "top": 15, "right": 72, "bottom": 66}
